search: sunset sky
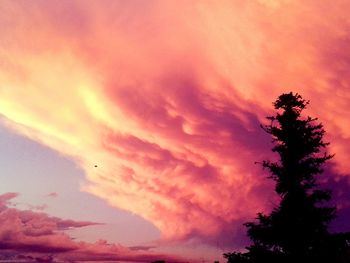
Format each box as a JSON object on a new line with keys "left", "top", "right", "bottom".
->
{"left": 1, "top": 0, "right": 350, "bottom": 262}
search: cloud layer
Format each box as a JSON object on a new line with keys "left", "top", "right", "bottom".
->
{"left": 0, "top": 193, "right": 184, "bottom": 262}
{"left": 1, "top": 0, "right": 350, "bottom": 247}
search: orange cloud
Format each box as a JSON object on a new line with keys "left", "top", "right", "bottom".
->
{"left": 1, "top": 0, "right": 350, "bottom": 247}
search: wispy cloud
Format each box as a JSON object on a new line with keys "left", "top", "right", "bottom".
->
{"left": 26, "top": 204, "right": 48, "bottom": 211}
{"left": 47, "top": 192, "right": 58, "bottom": 198}
{"left": 0, "top": 0, "right": 350, "bottom": 248}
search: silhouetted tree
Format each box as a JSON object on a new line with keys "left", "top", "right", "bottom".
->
{"left": 224, "top": 92, "right": 350, "bottom": 263}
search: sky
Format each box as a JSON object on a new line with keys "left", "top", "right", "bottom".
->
{"left": 1, "top": 0, "right": 350, "bottom": 262}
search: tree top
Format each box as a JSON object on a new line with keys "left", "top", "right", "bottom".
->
{"left": 273, "top": 92, "right": 309, "bottom": 112}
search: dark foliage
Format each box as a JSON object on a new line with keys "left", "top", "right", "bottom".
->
{"left": 224, "top": 92, "right": 350, "bottom": 263}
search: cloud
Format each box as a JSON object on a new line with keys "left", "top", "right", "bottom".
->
{"left": 129, "top": 245, "right": 156, "bottom": 251}
{"left": 0, "top": 193, "right": 186, "bottom": 262}
{"left": 0, "top": 193, "right": 98, "bottom": 253}
{"left": 27, "top": 204, "right": 48, "bottom": 211}
{"left": 0, "top": 0, "right": 350, "bottom": 248}
{"left": 47, "top": 192, "right": 58, "bottom": 198}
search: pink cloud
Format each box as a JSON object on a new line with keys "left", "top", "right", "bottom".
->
{"left": 0, "top": 193, "right": 187, "bottom": 262}
{"left": 0, "top": 193, "right": 98, "bottom": 252}
{"left": 46, "top": 192, "right": 58, "bottom": 198}
{"left": 0, "top": 193, "right": 18, "bottom": 207}
{"left": 0, "top": 0, "right": 350, "bottom": 249}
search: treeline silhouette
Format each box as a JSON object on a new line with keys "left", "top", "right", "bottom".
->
{"left": 224, "top": 92, "right": 350, "bottom": 263}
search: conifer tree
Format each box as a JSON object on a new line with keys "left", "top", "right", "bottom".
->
{"left": 224, "top": 92, "right": 350, "bottom": 263}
